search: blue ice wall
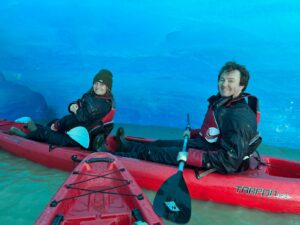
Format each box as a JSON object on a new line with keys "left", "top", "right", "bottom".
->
{"left": 0, "top": 0, "right": 300, "bottom": 149}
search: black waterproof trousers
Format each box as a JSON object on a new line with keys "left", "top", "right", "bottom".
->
{"left": 27, "top": 126, "right": 80, "bottom": 147}
{"left": 114, "top": 137, "right": 216, "bottom": 166}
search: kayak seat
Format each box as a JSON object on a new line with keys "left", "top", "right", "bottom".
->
{"left": 239, "top": 135, "right": 262, "bottom": 172}
{"left": 245, "top": 94, "right": 260, "bottom": 124}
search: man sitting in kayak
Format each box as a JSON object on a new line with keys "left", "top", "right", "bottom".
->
{"left": 114, "top": 61, "right": 261, "bottom": 174}
{"left": 10, "top": 69, "right": 115, "bottom": 150}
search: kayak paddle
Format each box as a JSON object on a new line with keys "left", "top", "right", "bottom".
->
{"left": 153, "top": 114, "right": 191, "bottom": 224}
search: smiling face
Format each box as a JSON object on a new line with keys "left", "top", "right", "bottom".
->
{"left": 93, "top": 81, "right": 108, "bottom": 96}
{"left": 218, "top": 70, "right": 245, "bottom": 98}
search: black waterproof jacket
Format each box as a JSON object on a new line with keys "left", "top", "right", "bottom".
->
{"left": 199, "top": 95, "right": 259, "bottom": 173}
{"left": 54, "top": 92, "right": 113, "bottom": 132}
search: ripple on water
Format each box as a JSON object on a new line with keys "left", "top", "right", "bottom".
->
{"left": 0, "top": 150, "right": 68, "bottom": 224}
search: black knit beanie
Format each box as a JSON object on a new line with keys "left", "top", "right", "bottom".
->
{"left": 93, "top": 69, "right": 113, "bottom": 90}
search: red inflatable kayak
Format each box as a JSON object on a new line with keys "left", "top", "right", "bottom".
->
{"left": 1, "top": 119, "right": 300, "bottom": 215}
{"left": 35, "top": 152, "right": 163, "bottom": 225}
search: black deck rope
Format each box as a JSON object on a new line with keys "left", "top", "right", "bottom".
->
{"left": 68, "top": 182, "right": 134, "bottom": 196}
{"left": 51, "top": 181, "right": 135, "bottom": 207}
{"left": 69, "top": 168, "right": 126, "bottom": 186}
{"left": 50, "top": 168, "right": 142, "bottom": 207}
{"left": 253, "top": 155, "right": 300, "bottom": 175}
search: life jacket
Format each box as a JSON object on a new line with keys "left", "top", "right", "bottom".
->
{"left": 88, "top": 107, "right": 116, "bottom": 151}
{"left": 86, "top": 93, "right": 116, "bottom": 136}
{"left": 194, "top": 94, "right": 262, "bottom": 175}
{"left": 199, "top": 93, "right": 260, "bottom": 143}
{"left": 199, "top": 109, "right": 219, "bottom": 143}
{"left": 88, "top": 107, "right": 116, "bottom": 136}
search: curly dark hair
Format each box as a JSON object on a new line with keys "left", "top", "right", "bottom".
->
{"left": 218, "top": 61, "right": 250, "bottom": 91}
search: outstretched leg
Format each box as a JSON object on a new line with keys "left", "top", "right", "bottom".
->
{"left": 114, "top": 127, "right": 181, "bottom": 166}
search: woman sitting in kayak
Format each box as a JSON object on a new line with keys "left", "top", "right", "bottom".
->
{"left": 10, "top": 69, "right": 115, "bottom": 149}
{"left": 113, "top": 61, "right": 261, "bottom": 174}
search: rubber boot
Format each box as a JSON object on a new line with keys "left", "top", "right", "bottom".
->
{"left": 115, "top": 127, "right": 131, "bottom": 152}
{"left": 9, "top": 127, "right": 28, "bottom": 138}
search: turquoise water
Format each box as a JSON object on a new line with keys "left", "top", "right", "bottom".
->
{"left": 1, "top": 124, "right": 300, "bottom": 225}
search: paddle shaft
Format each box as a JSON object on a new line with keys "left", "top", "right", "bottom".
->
{"left": 178, "top": 136, "right": 188, "bottom": 172}
{"left": 178, "top": 113, "right": 191, "bottom": 171}
{"left": 153, "top": 113, "right": 192, "bottom": 224}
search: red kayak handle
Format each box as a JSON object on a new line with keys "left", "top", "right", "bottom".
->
{"left": 85, "top": 157, "right": 115, "bottom": 163}
{"left": 71, "top": 155, "right": 115, "bottom": 163}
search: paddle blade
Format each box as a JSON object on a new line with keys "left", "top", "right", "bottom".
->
{"left": 153, "top": 171, "right": 191, "bottom": 224}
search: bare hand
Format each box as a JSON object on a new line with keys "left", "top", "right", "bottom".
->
{"left": 70, "top": 103, "right": 79, "bottom": 114}
{"left": 183, "top": 130, "right": 191, "bottom": 138}
{"left": 177, "top": 151, "right": 188, "bottom": 162}
{"left": 50, "top": 123, "right": 58, "bottom": 131}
